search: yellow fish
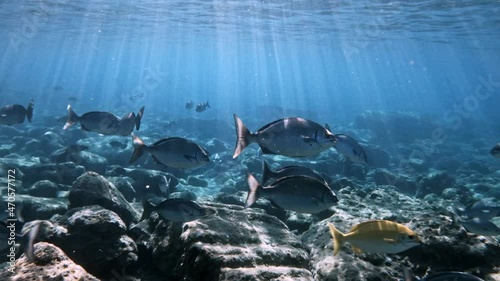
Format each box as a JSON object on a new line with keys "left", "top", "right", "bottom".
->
{"left": 328, "top": 220, "right": 421, "bottom": 256}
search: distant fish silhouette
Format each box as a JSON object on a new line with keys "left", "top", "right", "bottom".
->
{"left": 185, "top": 100, "right": 194, "bottom": 110}
{"left": 195, "top": 101, "right": 210, "bottom": 112}
{"left": 0, "top": 100, "right": 34, "bottom": 125}
{"left": 63, "top": 105, "right": 145, "bottom": 136}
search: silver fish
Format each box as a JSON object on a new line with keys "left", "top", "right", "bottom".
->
{"left": 333, "top": 134, "right": 368, "bottom": 164}
{"left": 0, "top": 100, "right": 34, "bottom": 125}
{"left": 491, "top": 143, "right": 500, "bottom": 158}
{"left": 195, "top": 101, "right": 210, "bottom": 112}
{"left": 185, "top": 100, "right": 194, "bottom": 110}
{"left": 159, "top": 175, "right": 171, "bottom": 196}
{"left": 261, "top": 160, "right": 329, "bottom": 186}
{"left": 455, "top": 197, "right": 500, "bottom": 221}
{"left": 141, "top": 197, "right": 206, "bottom": 222}
{"left": 0, "top": 221, "right": 40, "bottom": 262}
{"left": 460, "top": 217, "right": 500, "bottom": 236}
{"left": 233, "top": 115, "right": 336, "bottom": 158}
{"left": 63, "top": 105, "right": 144, "bottom": 136}
{"left": 245, "top": 172, "right": 338, "bottom": 214}
{"left": 129, "top": 134, "right": 210, "bottom": 169}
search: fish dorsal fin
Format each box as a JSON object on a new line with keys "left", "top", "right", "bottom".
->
{"left": 261, "top": 159, "right": 276, "bottom": 183}
{"left": 351, "top": 246, "right": 364, "bottom": 254}
{"left": 349, "top": 220, "right": 395, "bottom": 233}
{"left": 257, "top": 118, "right": 288, "bottom": 132}
{"left": 269, "top": 175, "right": 315, "bottom": 188}
{"left": 153, "top": 137, "right": 190, "bottom": 146}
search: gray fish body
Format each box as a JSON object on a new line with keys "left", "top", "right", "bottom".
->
{"left": 195, "top": 101, "right": 210, "bottom": 112}
{"left": 491, "top": 143, "right": 500, "bottom": 158}
{"left": 130, "top": 134, "right": 210, "bottom": 169}
{"left": 333, "top": 134, "right": 367, "bottom": 164}
{"left": 233, "top": 115, "right": 336, "bottom": 158}
{"left": 261, "top": 160, "right": 328, "bottom": 186}
{"left": 460, "top": 218, "right": 500, "bottom": 236}
{"left": 64, "top": 105, "right": 144, "bottom": 136}
{"left": 458, "top": 198, "right": 500, "bottom": 221}
{"left": 143, "top": 198, "right": 206, "bottom": 222}
{"left": 0, "top": 221, "right": 40, "bottom": 262}
{"left": 0, "top": 100, "right": 34, "bottom": 125}
{"left": 246, "top": 173, "right": 338, "bottom": 214}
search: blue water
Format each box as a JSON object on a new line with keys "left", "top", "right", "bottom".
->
{"left": 0, "top": 0, "right": 499, "bottom": 127}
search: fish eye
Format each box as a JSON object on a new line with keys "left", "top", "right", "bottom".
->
{"left": 408, "top": 235, "right": 414, "bottom": 240}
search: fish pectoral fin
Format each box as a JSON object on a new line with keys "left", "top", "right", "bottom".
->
{"left": 184, "top": 154, "right": 196, "bottom": 161}
{"left": 351, "top": 246, "right": 363, "bottom": 254}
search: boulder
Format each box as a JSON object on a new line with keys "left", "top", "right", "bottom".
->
{"left": 37, "top": 205, "right": 139, "bottom": 279}
{"left": 24, "top": 180, "right": 59, "bottom": 198}
{"left": 371, "top": 169, "right": 417, "bottom": 196}
{"left": 69, "top": 171, "right": 140, "bottom": 224}
{"left": 148, "top": 202, "right": 313, "bottom": 280}
{"left": 416, "top": 170, "right": 455, "bottom": 198}
{"left": 0, "top": 242, "right": 100, "bottom": 281}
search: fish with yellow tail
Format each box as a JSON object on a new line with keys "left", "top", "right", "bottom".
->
{"left": 328, "top": 220, "right": 421, "bottom": 256}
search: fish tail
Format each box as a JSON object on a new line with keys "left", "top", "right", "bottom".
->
{"left": 63, "top": 104, "right": 79, "bottom": 130}
{"left": 328, "top": 222, "right": 345, "bottom": 256}
{"left": 261, "top": 159, "right": 276, "bottom": 183}
{"left": 245, "top": 171, "right": 262, "bottom": 208}
{"left": 26, "top": 99, "right": 34, "bottom": 123}
{"left": 232, "top": 114, "right": 255, "bottom": 158}
{"left": 129, "top": 133, "right": 147, "bottom": 164}
{"left": 140, "top": 196, "right": 155, "bottom": 221}
{"left": 206, "top": 101, "right": 210, "bottom": 108}
{"left": 136, "top": 106, "right": 145, "bottom": 130}
{"left": 159, "top": 175, "right": 170, "bottom": 197}
{"left": 20, "top": 221, "right": 41, "bottom": 262}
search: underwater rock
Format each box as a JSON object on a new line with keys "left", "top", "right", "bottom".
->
{"left": 405, "top": 213, "right": 500, "bottom": 276}
{"left": 187, "top": 175, "right": 208, "bottom": 187}
{"left": 286, "top": 213, "right": 314, "bottom": 234}
{"left": 13, "top": 194, "right": 67, "bottom": 221}
{"left": 457, "top": 161, "right": 491, "bottom": 175}
{"left": 37, "top": 205, "right": 139, "bottom": 279}
{"left": 204, "top": 138, "right": 230, "bottom": 153}
{"left": 0, "top": 125, "right": 23, "bottom": 138}
{"left": 0, "top": 242, "right": 100, "bottom": 281}
{"left": 24, "top": 179, "right": 59, "bottom": 198}
{"left": 69, "top": 171, "right": 140, "bottom": 224}
{"left": 22, "top": 162, "right": 86, "bottom": 186}
{"left": 108, "top": 176, "right": 137, "bottom": 202}
{"left": 105, "top": 167, "right": 179, "bottom": 199}
{"left": 148, "top": 202, "right": 313, "bottom": 280}
{"left": 417, "top": 170, "right": 455, "bottom": 198}
{"left": 343, "top": 163, "right": 366, "bottom": 180}
{"left": 51, "top": 146, "right": 108, "bottom": 173}
{"left": 371, "top": 169, "right": 417, "bottom": 196}
{"left": 365, "top": 145, "right": 392, "bottom": 168}
{"left": 168, "top": 190, "right": 197, "bottom": 201}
